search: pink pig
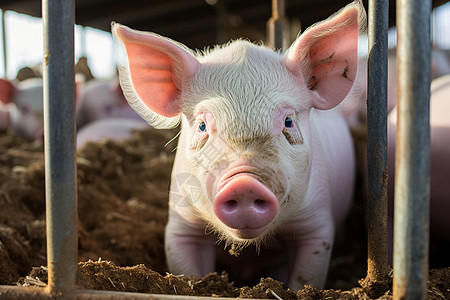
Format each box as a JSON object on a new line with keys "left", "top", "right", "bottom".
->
{"left": 387, "top": 74, "right": 450, "bottom": 256}
{"left": 386, "top": 47, "right": 450, "bottom": 114}
{"left": 0, "top": 78, "right": 44, "bottom": 141}
{"left": 112, "top": 0, "right": 366, "bottom": 290}
{"left": 76, "top": 79, "right": 144, "bottom": 129}
{"left": 76, "top": 117, "right": 147, "bottom": 148}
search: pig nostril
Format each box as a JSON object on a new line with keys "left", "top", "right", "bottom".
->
{"left": 254, "top": 199, "right": 270, "bottom": 212}
{"left": 255, "top": 199, "right": 265, "bottom": 207}
{"left": 227, "top": 200, "right": 237, "bottom": 206}
{"left": 223, "top": 200, "right": 238, "bottom": 213}
{"left": 255, "top": 199, "right": 265, "bottom": 205}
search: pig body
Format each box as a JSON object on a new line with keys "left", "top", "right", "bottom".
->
{"left": 388, "top": 74, "right": 450, "bottom": 249}
{"left": 387, "top": 47, "right": 450, "bottom": 115}
{"left": 113, "top": 0, "right": 366, "bottom": 290}
{"left": 427, "top": 75, "right": 450, "bottom": 243}
{"left": 76, "top": 117, "right": 148, "bottom": 148}
{"left": 76, "top": 79, "right": 144, "bottom": 129}
{"left": 0, "top": 78, "right": 44, "bottom": 141}
{"left": 355, "top": 47, "right": 450, "bottom": 124}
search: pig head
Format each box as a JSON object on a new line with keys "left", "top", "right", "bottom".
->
{"left": 112, "top": 0, "right": 366, "bottom": 290}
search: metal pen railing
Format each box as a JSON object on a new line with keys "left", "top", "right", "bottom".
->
{"left": 0, "top": 0, "right": 432, "bottom": 299}
{"left": 393, "top": 0, "right": 431, "bottom": 299}
{"left": 366, "top": 0, "right": 389, "bottom": 287}
{"left": 42, "top": 0, "right": 78, "bottom": 294}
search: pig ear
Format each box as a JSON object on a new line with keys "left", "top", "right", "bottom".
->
{"left": 285, "top": 0, "right": 366, "bottom": 110}
{"left": 112, "top": 23, "right": 200, "bottom": 128}
{"left": 0, "top": 78, "right": 16, "bottom": 104}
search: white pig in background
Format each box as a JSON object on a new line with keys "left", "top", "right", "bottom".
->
{"left": 0, "top": 78, "right": 44, "bottom": 141}
{"left": 112, "top": 0, "right": 366, "bottom": 290}
{"left": 76, "top": 117, "right": 147, "bottom": 148}
{"left": 387, "top": 74, "right": 450, "bottom": 261}
{"left": 76, "top": 79, "right": 145, "bottom": 129}
{"left": 386, "top": 47, "right": 450, "bottom": 115}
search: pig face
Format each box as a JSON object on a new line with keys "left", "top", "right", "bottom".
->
{"left": 172, "top": 44, "right": 313, "bottom": 243}
{"left": 113, "top": 0, "right": 365, "bottom": 289}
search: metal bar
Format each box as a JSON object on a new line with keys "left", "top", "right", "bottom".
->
{"left": 42, "top": 0, "right": 78, "bottom": 294}
{"left": 266, "top": 0, "right": 286, "bottom": 50}
{"left": 393, "top": 0, "right": 431, "bottom": 299}
{"left": 214, "top": 0, "right": 228, "bottom": 44}
{"left": 0, "top": 286, "right": 234, "bottom": 300}
{"left": 1, "top": 9, "right": 7, "bottom": 77}
{"left": 366, "top": 0, "right": 389, "bottom": 283}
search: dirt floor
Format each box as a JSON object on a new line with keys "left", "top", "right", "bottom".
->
{"left": 0, "top": 127, "right": 449, "bottom": 299}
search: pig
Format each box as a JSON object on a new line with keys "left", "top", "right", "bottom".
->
{"left": 112, "top": 0, "right": 366, "bottom": 290}
{"left": 386, "top": 47, "right": 450, "bottom": 114}
{"left": 76, "top": 79, "right": 144, "bottom": 129}
{"left": 387, "top": 74, "right": 450, "bottom": 262}
{"left": 76, "top": 117, "right": 147, "bottom": 148}
{"left": 355, "top": 47, "right": 450, "bottom": 125}
{"left": 0, "top": 78, "right": 44, "bottom": 141}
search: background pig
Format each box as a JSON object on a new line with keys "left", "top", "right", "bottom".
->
{"left": 76, "top": 79, "right": 145, "bottom": 129}
{"left": 387, "top": 74, "right": 450, "bottom": 265}
{"left": 76, "top": 117, "right": 147, "bottom": 148}
{"left": 386, "top": 47, "right": 450, "bottom": 114}
{"left": 355, "top": 47, "right": 450, "bottom": 124}
{"left": 0, "top": 78, "right": 44, "bottom": 141}
{"left": 113, "top": 0, "right": 366, "bottom": 290}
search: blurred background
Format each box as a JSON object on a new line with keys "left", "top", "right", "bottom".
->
{"left": 0, "top": 0, "right": 449, "bottom": 80}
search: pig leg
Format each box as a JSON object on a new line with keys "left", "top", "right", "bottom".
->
{"left": 0, "top": 103, "right": 12, "bottom": 130}
{"left": 287, "top": 221, "right": 334, "bottom": 290}
{"left": 165, "top": 212, "right": 216, "bottom": 277}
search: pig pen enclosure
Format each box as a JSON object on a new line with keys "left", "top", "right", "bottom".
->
{"left": 1, "top": 126, "right": 449, "bottom": 299}
{"left": 1, "top": 0, "right": 450, "bottom": 299}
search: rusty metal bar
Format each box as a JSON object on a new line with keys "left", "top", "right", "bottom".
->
{"left": 0, "top": 285, "right": 233, "bottom": 300}
{"left": 42, "top": 0, "right": 78, "bottom": 294}
{"left": 267, "top": 0, "right": 287, "bottom": 50}
{"left": 366, "top": 0, "right": 389, "bottom": 284}
{"left": 393, "top": 0, "right": 431, "bottom": 299}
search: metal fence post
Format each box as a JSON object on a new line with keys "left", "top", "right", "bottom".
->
{"left": 366, "top": 0, "right": 389, "bottom": 286}
{"left": 267, "top": 0, "right": 287, "bottom": 50}
{"left": 42, "top": 0, "right": 78, "bottom": 294}
{"left": 393, "top": 0, "right": 431, "bottom": 299}
{"left": 1, "top": 9, "right": 7, "bottom": 77}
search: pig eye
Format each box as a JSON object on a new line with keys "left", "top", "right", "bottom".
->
{"left": 191, "top": 120, "right": 209, "bottom": 150}
{"left": 198, "top": 121, "right": 207, "bottom": 132}
{"left": 284, "top": 116, "right": 293, "bottom": 128}
{"left": 282, "top": 115, "right": 303, "bottom": 145}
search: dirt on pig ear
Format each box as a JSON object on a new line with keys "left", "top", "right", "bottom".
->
{"left": 285, "top": 0, "right": 366, "bottom": 111}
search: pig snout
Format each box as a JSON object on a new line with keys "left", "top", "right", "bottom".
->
{"left": 214, "top": 174, "right": 279, "bottom": 238}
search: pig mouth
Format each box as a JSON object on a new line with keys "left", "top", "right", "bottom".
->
{"left": 213, "top": 168, "right": 280, "bottom": 240}
{"left": 227, "top": 227, "right": 270, "bottom": 240}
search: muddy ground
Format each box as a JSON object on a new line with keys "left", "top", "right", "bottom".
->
{"left": 0, "top": 127, "right": 449, "bottom": 299}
